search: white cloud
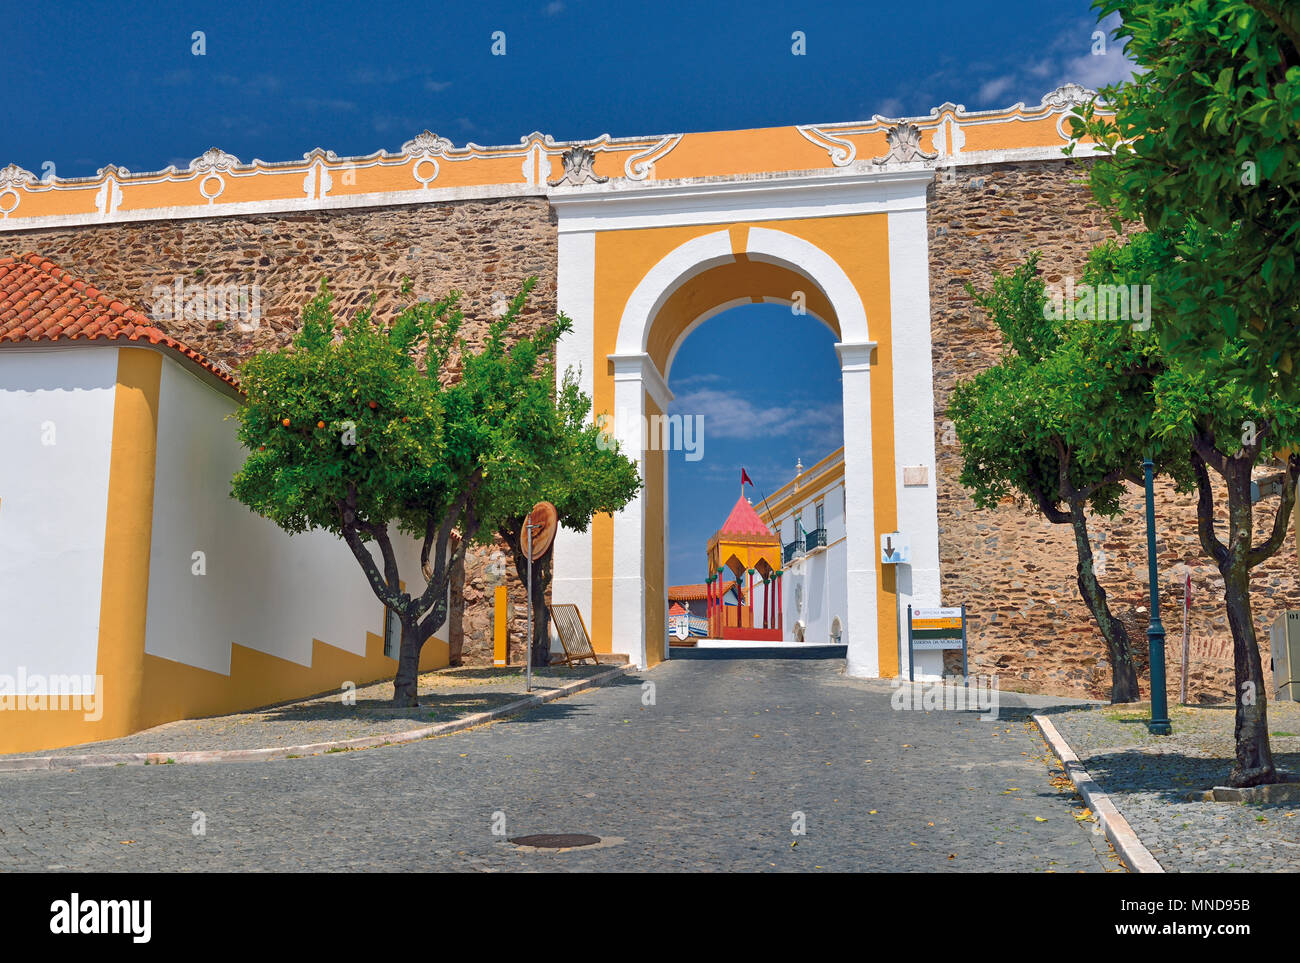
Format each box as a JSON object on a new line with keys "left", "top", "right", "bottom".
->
{"left": 1049, "top": 12, "right": 1140, "bottom": 93}
{"left": 372, "top": 114, "right": 422, "bottom": 134}
{"left": 978, "top": 75, "right": 1018, "bottom": 105}
{"left": 670, "top": 386, "right": 841, "bottom": 443}
{"left": 965, "top": 12, "right": 1139, "bottom": 112}
{"left": 545, "top": 0, "right": 565, "bottom": 14}
{"left": 351, "top": 66, "right": 409, "bottom": 85}
{"left": 874, "top": 97, "right": 904, "bottom": 118}
{"left": 670, "top": 372, "right": 724, "bottom": 390}
{"left": 215, "top": 73, "right": 283, "bottom": 95}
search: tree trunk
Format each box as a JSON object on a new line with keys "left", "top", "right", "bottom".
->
{"left": 447, "top": 549, "right": 466, "bottom": 667}
{"left": 393, "top": 618, "right": 424, "bottom": 707}
{"left": 529, "top": 548, "right": 553, "bottom": 668}
{"left": 1221, "top": 462, "right": 1277, "bottom": 786}
{"left": 392, "top": 596, "right": 448, "bottom": 707}
{"left": 501, "top": 521, "right": 554, "bottom": 670}
{"left": 1068, "top": 500, "right": 1140, "bottom": 703}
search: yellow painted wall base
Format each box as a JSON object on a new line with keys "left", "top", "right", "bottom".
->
{"left": 494, "top": 584, "right": 508, "bottom": 666}
{"left": 0, "top": 345, "right": 450, "bottom": 755}
{"left": 0, "top": 632, "right": 448, "bottom": 756}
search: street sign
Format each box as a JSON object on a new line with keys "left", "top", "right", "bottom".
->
{"left": 881, "top": 531, "right": 910, "bottom": 564}
{"left": 907, "top": 603, "right": 968, "bottom": 681}
{"left": 526, "top": 501, "right": 558, "bottom": 560}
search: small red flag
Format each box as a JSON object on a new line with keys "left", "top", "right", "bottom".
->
{"left": 741, "top": 468, "right": 754, "bottom": 488}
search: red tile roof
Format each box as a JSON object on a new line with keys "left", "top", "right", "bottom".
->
{"left": 718, "top": 495, "right": 774, "bottom": 537}
{"left": 668, "top": 580, "right": 738, "bottom": 602}
{"left": 668, "top": 602, "right": 687, "bottom": 617}
{"left": 0, "top": 252, "right": 239, "bottom": 390}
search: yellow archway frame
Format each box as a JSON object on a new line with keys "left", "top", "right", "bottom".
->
{"left": 549, "top": 166, "right": 940, "bottom": 679}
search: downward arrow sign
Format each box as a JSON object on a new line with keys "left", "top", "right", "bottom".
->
{"left": 885, "top": 535, "right": 894, "bottom": 554}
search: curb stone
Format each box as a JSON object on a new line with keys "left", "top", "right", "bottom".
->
{"left": 1032, "top": 712, "right": 1164, "bottom": 874}
{"left": 1185, "top": 780, "right": 1300, "bottom": 804}
{"left": 0, "top": 664, "right": 640, "bottom": 773}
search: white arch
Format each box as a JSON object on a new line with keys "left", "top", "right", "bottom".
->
{"left": 605, "top": 224, "right": 880, "bottom": 677}
{"left": 615, "top": 227, "right": 871, "bottom": 362}
{"left": 614, "top": 230, "right": 734, "bottom": 357}
{"left": 745, "top": 226, "right": 869, "bottom": 344}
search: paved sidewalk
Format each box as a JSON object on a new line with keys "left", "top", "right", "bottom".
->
{"left": 1043, "top": 700, "right": 1300, "bottom": 872}
{"left": 2, "top": 664, "right": 612, "bottom": 758}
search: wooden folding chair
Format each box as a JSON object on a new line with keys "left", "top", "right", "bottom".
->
{"left": 549, "top": 603, "right": 600, "bottom": 666}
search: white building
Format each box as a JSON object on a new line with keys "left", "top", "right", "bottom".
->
{"left": 756, "top": 450, "right": 848, "bottom": 647}
{"left": 757, "top": 448, "right": 946, "bottom": 677}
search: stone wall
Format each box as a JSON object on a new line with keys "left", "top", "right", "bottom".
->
{"left": 11, "top": 168, "right": 1299, "bottom": 694}
{"left": 927, "top": 159, "right": 1300, "bottom": 702}
{"left": 6, "top": 198, "right": 556, "bottom": 666}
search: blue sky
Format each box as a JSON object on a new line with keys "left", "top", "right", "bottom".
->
{"left": 4, "top": 0, "right": 1131, "bottom": 178}
{"left": 667, "top": 305, "right": 842, "bottom": 585}
{"left": 1, "top": 0, "right": 1134, "bottom": 586}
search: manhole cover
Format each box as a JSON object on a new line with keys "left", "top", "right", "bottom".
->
{"left": 509, "top": 833, "right": 601, "bottom": 849}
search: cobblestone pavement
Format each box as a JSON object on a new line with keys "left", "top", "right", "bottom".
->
{"left": 3, "top": 665, "right": 614, "bottom": 756}
{"left": 0, "top": 652, "right": 1118, "bottom": 871}
{"left": 1046, "top": 701, "right": 1300, "bottom": 872}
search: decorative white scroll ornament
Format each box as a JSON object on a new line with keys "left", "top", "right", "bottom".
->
{"left": 548, "top": 146, "right": 608, "bottom": 187}
{"left": 872, "top": 123, "right": 938, "bottom": 165}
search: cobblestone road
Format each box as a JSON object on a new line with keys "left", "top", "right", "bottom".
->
{"left": 0, "top": 652, "right": 1116, "bottom": 871}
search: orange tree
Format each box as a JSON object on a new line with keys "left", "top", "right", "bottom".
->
{"left": 1151, "top": 319, "right": 1300, "bottom": 786}
{"left": 480, "top": 370, "right": 641, "bottom": 668}
{"left": 1067, "top": 0, "right": 1300, "bottom": 399}
{"left": 950, "top": 241, "right": 1173, "bottom": 703}
{"left": 231, "top": 277, "right": 581, "bottom": 705}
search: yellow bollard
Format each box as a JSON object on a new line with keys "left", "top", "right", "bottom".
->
{"left": 494, "top": 585, "right": 508, "bottom": 666}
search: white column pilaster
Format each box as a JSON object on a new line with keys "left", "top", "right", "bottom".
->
{"left": 888, "top": 208, "right": 943, "bottom": 680}
{"left": 551, "top": 231, "right": 596, "bottom": 649}
{"left": 607, "top": 352, "right": 672, "bottom": 668}
{"left": 837, "top": 340, "right": 879, "bottom": 678}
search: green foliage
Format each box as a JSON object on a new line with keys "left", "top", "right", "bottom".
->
{"left": 479, "top": 366, "right": 642, "bottom": 540}
{"left": 949, "top": 242, "right": 1166, "bottom": 518}
{"left": 229, "top": 274, "right": 609, "bottom": 650}
{"left": 230, "top": 280, "right": 452, "bottom": 544}
{"left": 1066, "top": 0, "right": 1300, "bottom": 398}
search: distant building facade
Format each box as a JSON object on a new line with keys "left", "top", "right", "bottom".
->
{"left": 757, "top": 450, "right": 848, "bottom": 647}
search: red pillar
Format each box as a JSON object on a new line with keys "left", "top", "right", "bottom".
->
{"left": 777, "top": 574, "right": 784, "bottom": 634}
{"left": 763, "top": 578, "right": 770, "bottom": 629}
{"left": 747, "top": 569, "right": 754, "bottom": 629}
{"left": 707, "top": 579, "right": 714, "bottom": 636}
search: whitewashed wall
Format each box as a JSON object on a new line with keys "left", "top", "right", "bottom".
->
{"left": 145, "top": 355, "right": 430, "bottom": 674}
{"left": 0, "top": 348, "right": 117, "bottom": 690}
{"left": 762, "top": 474, "right": 849, "bottom": 645}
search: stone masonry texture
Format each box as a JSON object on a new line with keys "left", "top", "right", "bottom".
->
{"left": 9, "top": 167, "right": 1299, "bottom": 696}
{"left": 927, "top": 159, "right": 1299, "bottom": 702}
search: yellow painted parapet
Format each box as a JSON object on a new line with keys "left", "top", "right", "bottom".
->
{"left": 0, "top": 85, "right": 1109, "bottom": 229}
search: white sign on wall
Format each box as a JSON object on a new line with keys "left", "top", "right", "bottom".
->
{"left": 881, "top": 532, "right": 910, "bottom": 564}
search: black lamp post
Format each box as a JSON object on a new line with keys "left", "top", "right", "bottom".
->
{"left": 1143, "top": 456, "right": 1172, "bottom": 735}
